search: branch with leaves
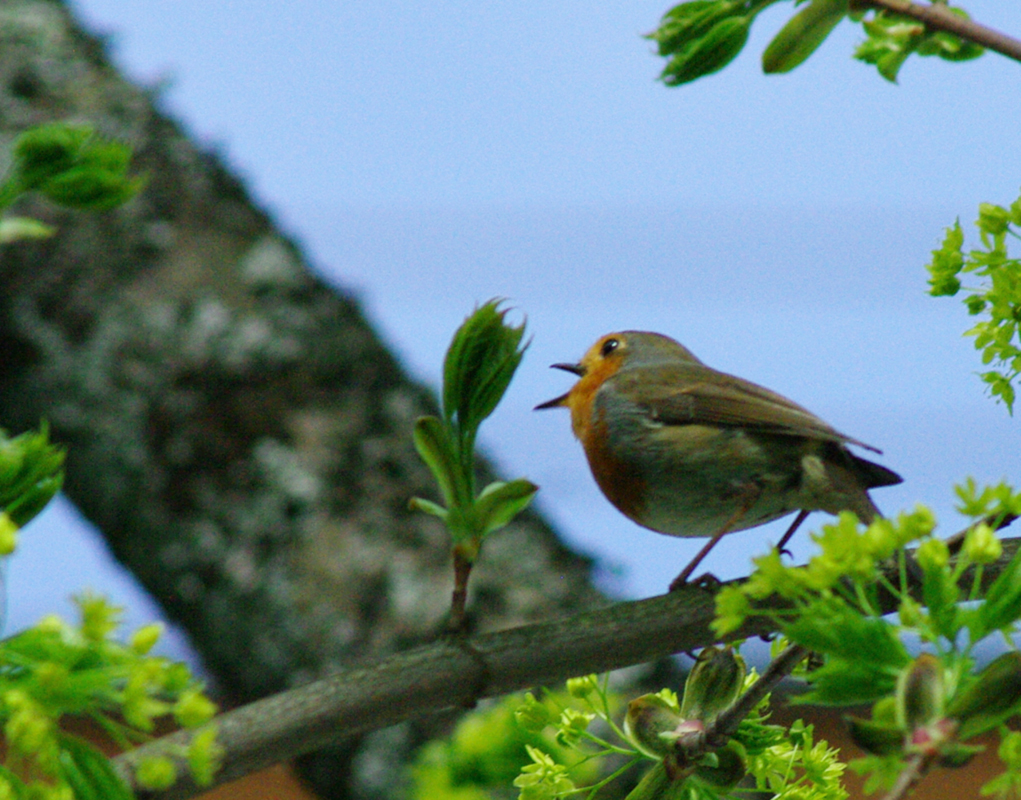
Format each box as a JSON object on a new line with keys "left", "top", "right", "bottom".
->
{"left": 106, "top": 512, "right": 1019, "bottom": 800}
{"left": 647, "top": 0, "right": 1019, "bottom": 86}
{"left": 410, "top": 301, "right": 537, "bottom": 631}
{"left": 928, "top": 192, "right": 1021, "bottom": 414}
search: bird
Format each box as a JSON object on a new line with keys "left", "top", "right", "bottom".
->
{"left": 535, "top": 331, "right": 902, "bottom": 589}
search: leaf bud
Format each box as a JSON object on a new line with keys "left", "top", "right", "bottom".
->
{"left": 680, "top": 647, "right": 745, "bottom": 722}
{"left": 914, "top": 538, "right": 949, "bottom": 574}
{"left": 0, "top": 514, "right": 18, "bottom": 556}
{"left": 625, "top": 694, "right": 684, "bottom": 758}
{"left": 174, "top": 689, "right": 218, "bottom": 728}
{"left": 978, "top": 203, "right": 1010, "bottom": 236}
{"left": 897, "top": 653, "right": 944, "bottom": 731}
{"left": 135, "top": 756, "right": 177, "bottom": 790}
{"left": 998, "top": 730, "right": 1021, "bottom": 769}
{"left": 693, "top": 740, "right": 747, "bottom": 790}
{"left": 962, "top": 523, "right": 1002, "bottom": 565}
{"left": 186, "top": 725, "right": 224, "bottom": 788}
{"left": 566, "top": 674, "right": 599, "bottom": 699}
{"left": 130, "top": 622, "right": 164, "bottom": 655}
{"left": 515, "top": 692, "right": 553, "bottom": 733}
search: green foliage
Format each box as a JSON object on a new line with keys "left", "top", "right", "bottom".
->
{"left": 647, "top": 0, "right": 778, "bottom": 86}
{"left": 0, "top": 426, "right": 64, "bottom": 554}
{"left": 0, "top": 421, "right": 220, "bottom": 797}
{"left": 0, "top": 123, "right": 143, "bottom": 244}
{"left": 854, "top": 7, "right": 983, "bottom": 83}
{"left": 410, "top": 301, "right": 537, "bottom": 623}
{"left": 927, "top": 192, "right": 1021, "bottom": 414}
{"left": 502, "top": 662, "right": 844, "bottom": 800}
{"left": 714, "top": 482, "right": 1021, "bottom": 791}
{"left": 762, "top": 0, "right": 848, "bottom": 74}
{"left": 409, "top": 693, "right": 599, "bottom": 800}
{"left": 411, "top": 300, "right": 536, "bottom": 546}
{"left": 1, "top": 124, "right": 143, "bottom": 211}
{"left": 0, "top": 595, "right": 220, "bottom": 799}
{"left": 647, "top": 0, "right": 984, "bottom": 86}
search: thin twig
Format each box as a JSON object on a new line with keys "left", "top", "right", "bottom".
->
{"left": 880, "top": 752, "right": 936, "bottom": 800}
{"left": 707, "top": 643, "right": 810, "bottom": 746}
{"left": 861, "top": 0, "right": 1021, "bottom": 63}
{"left": 448, "top": 548, "right": 473, "bottom": 632}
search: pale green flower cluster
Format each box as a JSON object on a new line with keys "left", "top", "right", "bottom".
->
{"left": 0, "top": 594, "right": 220, "bottom": 799}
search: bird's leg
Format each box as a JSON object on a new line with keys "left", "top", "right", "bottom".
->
{"left": 669, "top": 483, "right": 761, "bottom": 591}
{"left": 775, "top": 509, "right": 810, "bottom": 557}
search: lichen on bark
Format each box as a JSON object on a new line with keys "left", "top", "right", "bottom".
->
{"left": 0, "top": 3, "right": 602, "bottom": 796}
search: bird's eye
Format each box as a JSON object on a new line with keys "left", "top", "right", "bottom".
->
{"left": 600, "top": 338, "right": 620, "bottom": 357}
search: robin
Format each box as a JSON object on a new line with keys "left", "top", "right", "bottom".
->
{"left": 536, "top": 331, "right": 902, "bottom": 589}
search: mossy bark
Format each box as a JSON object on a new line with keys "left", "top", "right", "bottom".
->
{"left": 0, "top": 3, "right": 601, "bottom": 796}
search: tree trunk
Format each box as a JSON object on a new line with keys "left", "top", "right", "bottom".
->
{"left": 0, "top": 2, "right": 603, "bottom": 796}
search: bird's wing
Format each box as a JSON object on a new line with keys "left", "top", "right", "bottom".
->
{"left": 618, "top": 367, "right": 881, "bottom": 453}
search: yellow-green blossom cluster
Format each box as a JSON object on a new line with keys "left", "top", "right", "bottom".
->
{"left": 0, "top": 594, "right": 219, "bottom": 798}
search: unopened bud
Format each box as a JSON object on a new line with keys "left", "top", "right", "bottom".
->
{"left": 625, "top": 694, "right": 684, "bottom": 759}
{"left": 681, "top": 647, "right": 745, "bottom": 722}
{"left": 962, "top": 523, "right": 1002, "bottom": 565}
{"left": 897, "top": 653, "right": 944, "bottom": 731}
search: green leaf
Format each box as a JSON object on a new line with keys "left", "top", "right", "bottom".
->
{"left": 854, "top": 12, "right": 924, "bottom": 83}
{"left": 795, "top": 657, "right": 899, "bottom": 705}
{"left": 783, "top": 603, "right": 911, "bottom": 671}
{"left": 926, "top": 220, "right": 965, "bottom": 297}
{"left": 0, "top": 424, "right": 65, "bottom": 528}
{"left": 846, "top": 715, "right": 904, "bottom": 756}
{"left": 648, "top": 0, "right": 739, "bottom": 55}
{"left": 0, "top": 765, "right": 29, "bottom": 798}
{"left": 474, "top": 478, "right": 538, "bottom": 536}
{"left": 11, "top": 123, "right": 143, "bottom": 210}
{"left": 59, "top": 734, "right": 135, "bottom": 800}
{"left": 40, "top": 168, "right": 145, "bottom": 211}
{"left": 411, "top": 415, "right": 458, "bottom": 508}
{"left": 947, "top": 653, "right": 1021, "bottom": 740}
{"left": 441, "top": 300, "right": 528, "bottom": 437}
{"left": 13, "top": 123, "right": 92, "bottom": 190}
{"left": 0, "top": 216, "right": 56, "bottom": 243}
{"left": 921, "top": 561, "right": 960, "bottom": 640}
{"left": 975, "top": 544, "right": 1021, "bottom": 638}
{"left": 661, "top": 15, "right": 752, "bottom": 85}
{"left": 408, "top": 497, "right": 448, "bottom": 522}
{"left": 762, "top": 0, "right": 848, "bottom": 74}
{"left": 978, "top": 203, "right": 1011, "bottom": 237}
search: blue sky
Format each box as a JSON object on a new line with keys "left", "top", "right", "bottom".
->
{"left": 7, "top": 1, "right": 1020, "bottom": 657}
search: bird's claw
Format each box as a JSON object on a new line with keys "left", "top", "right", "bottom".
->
{"left": 668, "top": 571, "right": 721, "bottom": 593}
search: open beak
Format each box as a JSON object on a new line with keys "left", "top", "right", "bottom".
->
{"left": 534, "top": 362, "right": 585, "bottom": 410}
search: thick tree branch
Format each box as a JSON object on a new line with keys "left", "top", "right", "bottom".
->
{"left": 863, "top": 0, "right": 1021, "bottom": 63}
{"left": 114, "top": 534, "right": 1020, "bottom": 800}
{"left": 115, "top": 584, "right": 724, "bottom": 799}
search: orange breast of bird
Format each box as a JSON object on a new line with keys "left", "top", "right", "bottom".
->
{"left": 561, "top": 354, "right": 647, "bottom": 523}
